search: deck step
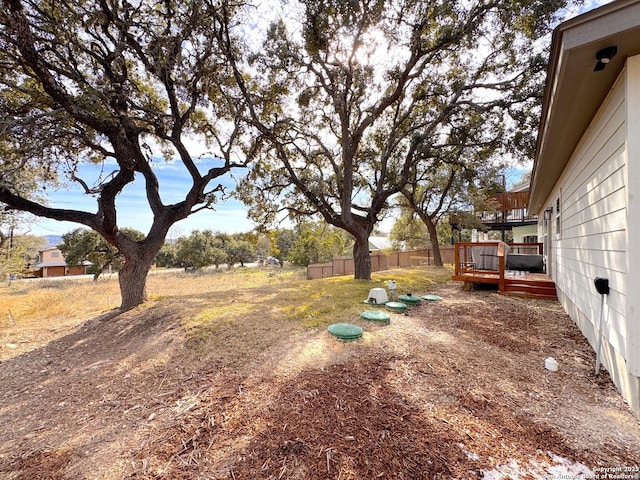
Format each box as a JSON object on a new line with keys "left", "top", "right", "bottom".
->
{"left": 452, "top": 274, "right": 557, "bottom": 299}
{"left": 502, "top": 279, "right": 557, "bottom": 299}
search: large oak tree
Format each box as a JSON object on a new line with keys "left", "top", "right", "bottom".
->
{"left": 400, "top": 109, "right": 506, "bottom": 266}
{"left": 224, "top": 0, "right": 569, "bottom": 280}
{"left": 0, "top": 0, "right": 248, "bottom": 310}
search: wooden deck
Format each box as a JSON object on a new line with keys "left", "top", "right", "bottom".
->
{"left": 452, "top": 242, "right": 557, "bottom": 299}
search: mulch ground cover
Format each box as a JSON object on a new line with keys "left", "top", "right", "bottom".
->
{"left": 1, "top": 281, "right": 639, "bottom": 479}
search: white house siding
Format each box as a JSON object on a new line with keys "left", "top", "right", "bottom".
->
{"left": 538, "top": 63, "right": 640, "bottom": 415}
{"left": 626, "top": 54, "right": 640, "bottom": 382}
{"left": 512, "top": 224, "right": 538, "bottom": 243}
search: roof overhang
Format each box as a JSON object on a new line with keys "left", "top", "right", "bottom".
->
{"left": 530, "top": 0, "right": 640, "bottom": 212}
{"left": 33, "top": 262, "right": 67, "bottom": 268}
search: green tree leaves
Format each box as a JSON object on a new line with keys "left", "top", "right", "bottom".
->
{"left": 175, "top": 230, "right": 256, "bottom": 270}
{"left": 225, "top": 0, "right": 570, "bottom": 279}
{"left": 288, "top": 221, "right": 351, "bottom": 267}
{"left": 0, "top": 0, "right": 250, "bottom": 308}
{"left": 0, "top": 233, "right": 46, "bottom": 280}
{"left": 59, "top": 227, "right": 145, "bottom": 281}
{"left": 1, "top": 0, "right": 577, "bottom": 306}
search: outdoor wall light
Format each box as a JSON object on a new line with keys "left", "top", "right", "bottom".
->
{"left": 543, "top": 207, "right": 553, "bottom": 221}
{"left": 594, "top": 45, "right": 617, "bottom": 71}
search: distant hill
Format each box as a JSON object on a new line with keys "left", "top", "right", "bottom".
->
{"left": 43, "top": 235, "right": 63, "bottom": 248}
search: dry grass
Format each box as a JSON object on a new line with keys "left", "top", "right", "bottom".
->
{"left": 0, "top": 278, "right": 120, "bottom": 321}
{"left": 0, "top": 265, "right": 451, "bottom": 363}
{"left": 0, "top": 278, "right": 120, "bottom": 347}
{"left": 151, "top": 266, "right": 451, "bottom": 367}
{"left": 3, "top": 265, "right": 640, "bottom": 479}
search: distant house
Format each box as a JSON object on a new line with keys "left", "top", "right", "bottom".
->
{"left": 368, "top": 236, "right": 393, "bottom": 251}
{"left": 529, "top": 0, "right": 640, "bottom": 416}
{"left": 32, "top": 247, "right": 90, "bottom": 278}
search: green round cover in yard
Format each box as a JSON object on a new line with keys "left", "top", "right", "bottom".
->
{"left": 328, "top": 323, "right": 363, "bottom": 341}
{"left": 360, "top": 310, "right": 391, "bottom": 324}
{"left": 385, "top": 301, "right": 407, "bottom": 312}
{"left": 398, "top": 294, "right": 422, "bottom": 305}
{"left": 422, "top": 294, "right": 443, "bottom": 302}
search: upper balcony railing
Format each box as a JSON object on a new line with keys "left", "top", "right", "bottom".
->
{"left": 450, "top": 191, "right": 538, "bottom": 228}
{"left": 493, "top": 191, "right": 529, "bottom": 210}
{"left": 477, "top": 209, "right": 537, "bottom": 225}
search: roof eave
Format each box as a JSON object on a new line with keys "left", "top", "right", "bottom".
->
{"left": 530, "top": 0, "right": 640, "bottom": 212}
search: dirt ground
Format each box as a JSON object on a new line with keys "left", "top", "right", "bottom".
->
{"left": 1, "top": 281, "right": 639, "bottom": 479}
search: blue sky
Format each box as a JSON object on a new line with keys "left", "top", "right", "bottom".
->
{"left": 26, "top": 159, "right": 255, "bottom": 239}
{"left": 25, "top": 159, "right": 529, "bottom": 240}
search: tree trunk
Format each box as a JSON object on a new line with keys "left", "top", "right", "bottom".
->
{"left": 352, "top": 235, "right": 371, "bottom": 280}
{"left": 424, "top": 214, "right": 444, "bottom": 267}
{"left": 118, "top": 253, "right": 155, "bottom": 311}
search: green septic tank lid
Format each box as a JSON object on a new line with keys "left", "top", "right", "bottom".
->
{"left": 385, "top": 301, "right": 407, "bottom": 312}
{"left": 422, "top": 294, "right": 443, "bottom": 302}
{"left": 360, "top": 310, "right": 391, "bottom": 324}
{"left": 398, "top": 293, "right": 422, "bottom": 305}
{"left": 327, "top": 323, "right": 363, "bottom": 341}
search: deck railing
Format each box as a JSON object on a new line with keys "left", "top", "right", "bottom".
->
{"left": 483, "top": 191, "right": 535, "bottom": 223}
{"left": 450, "top": 191, "right": 538, "bottom": 227}
{"left": 454, "top": 242, "right": 545, "bottom": 293}
{"left": 476, "top": 209, "right": 538, "bottom": 225}
{"left": 508, "top": 243, "right": 543, "bottom": 255}
{"left": 454, "top": 241, "right": 503, "bottom": 287}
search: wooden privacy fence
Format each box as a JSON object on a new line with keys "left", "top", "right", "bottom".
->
{"left": 306, "top": 246, "right": 455, "bottom": 280}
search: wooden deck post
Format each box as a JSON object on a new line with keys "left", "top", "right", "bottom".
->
{"left": 498, "top": 242, "right": 506, "bottom": 293}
